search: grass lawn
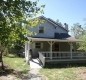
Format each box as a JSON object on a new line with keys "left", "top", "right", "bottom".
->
{"left": 3, "top": 54, "right": 29, "bottom": 74}
{"left": 40, "top": 64, "right": 86, "bottom": 80}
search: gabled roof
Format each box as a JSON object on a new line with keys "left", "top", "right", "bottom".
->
{"left": 39, "top": 16, "right": 68, "bottom": 32}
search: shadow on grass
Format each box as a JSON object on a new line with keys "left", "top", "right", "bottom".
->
{"left": 44, "top": 63, "right": 86, "bottom": 69}
{"left": 4, "top": 53, "right": 24, "bottom": 58}
{"left": 0, "top": 66, "right": 29, "bottom": 79}
{"left": 0, "top": 66, "right": 14, "bottom": 76}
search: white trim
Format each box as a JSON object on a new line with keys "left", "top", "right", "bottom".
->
{"left": 25, "top": 42, "right": 30, "bottom": 63}
{"left": 34, "top": 42, "right": 43, "bottom": 49}
{"left": 28, "top": 37, "right": 82, "bottom": 42}
{"left": 39, "top": 51, "right": 86, "bottom": 59}
{"left": 40, "top": 51, "right": 86, "bottom": 54}
{"left": 47, "top": 41, "right": 55, "bottom": 59}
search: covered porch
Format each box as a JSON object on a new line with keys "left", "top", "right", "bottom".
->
{"left": 27, "top": 37, "right": 86, "bottom": 66}
{"left": 39, "top": 51, "right": 86, "bottom": 66}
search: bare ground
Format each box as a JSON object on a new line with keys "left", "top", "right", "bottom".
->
{"left": 75, "top": 67, "right": 86, "bottom": 80}
{"left": 0, "top": 65, "right": 29, "bottom": 80}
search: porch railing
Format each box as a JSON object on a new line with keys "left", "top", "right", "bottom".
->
{"left": 41, "top": 51, "right": 86, "bottom": 59}
{"left": 39, "top": 51, "right": 86, "bottom": 66}
{"left": 39, "top": 52, "right": 45, "bottom": 66}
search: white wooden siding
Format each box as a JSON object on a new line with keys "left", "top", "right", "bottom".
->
{"left": 29, "top": 18, "right": 68, "bottom": 38}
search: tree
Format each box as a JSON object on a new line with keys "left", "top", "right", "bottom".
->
{"left": 71, "top": 23, "right": 85, "bottom": 38}
{"left": 78, "top": 34, "right": 86, "bottom": 51}
{"left": 0, "top": 0, "right": 44, "bottom": 69}
{"left": 71, "top": 23, "right": 86, "bottom": 51}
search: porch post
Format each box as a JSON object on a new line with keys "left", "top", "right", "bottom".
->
{"left": 50, "top": 41, "right": 53, "bottom": 59}
{"left": 48, "top": 41, "right": 55, "bottom": 59}
{"left": 70, "top": 42, "right": 73, "bottom": 59}
{"left": 25, "top": 41, "right": 31, "bottom": 63}
{"left": 25, "top": 42, "right": 27, "bottom": 61}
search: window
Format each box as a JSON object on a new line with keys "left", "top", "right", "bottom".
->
{"left": 35, "top": 43, "right": 43, "bottom": 49}
{"left": 39, "top": 26, "right": 44, "bottom": 33}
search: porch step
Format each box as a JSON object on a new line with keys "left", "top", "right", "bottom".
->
{"left": 30, "top": 58, "right": 43, "bottom": 69}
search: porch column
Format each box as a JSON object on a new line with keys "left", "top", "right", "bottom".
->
{"left": 70, "top": 42, "right": 73, "bottom": 59}
{"left": 25, "top": 42, "right": 27, "bottom": 60}
{"left": 50, "top": 41, "right": 53, "bottom": 59}
{"left": 25, "top": 42, "right": 31, "bottom": 63}
{"left": 48, "top": 41, "right": 55, "bottom": 59}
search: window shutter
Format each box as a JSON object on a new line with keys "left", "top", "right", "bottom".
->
{"left": 41, "top": 43, "right": 43, "bottom": 49}
{"left": 33, "top": 42, "right": 35, "bottom": 49}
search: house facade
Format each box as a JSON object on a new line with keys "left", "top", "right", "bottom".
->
{"left": 25, "top": 16, "right": 85, "bottom": 66}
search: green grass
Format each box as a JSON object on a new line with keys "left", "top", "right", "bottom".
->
{"left": 41, "top": 68, "right": 76, "bottom": 80}
{"left": 40, "top": 64, "right": 86, "bottom": 80}
{"left": 3, "top": 54, "right": 29, "bottom": 73}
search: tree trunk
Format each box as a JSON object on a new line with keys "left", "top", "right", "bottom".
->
{"left": 1, "top": 51, "right": 4, "bottom": 70}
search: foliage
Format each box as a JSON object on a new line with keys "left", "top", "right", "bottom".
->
{"left": 71, "top": 23, "right": 86, "bottom": 51}
{"left": 78, "top": 34, "right": 86, "bottom": 51}
{"left": 0, "top": 0, "right": 45, "bottom": 69}
{"left": 0, "top": 0, "right": 44, "bottom": 48}
{"left": 71, "top": 23, "right": 85, "bottom": 38}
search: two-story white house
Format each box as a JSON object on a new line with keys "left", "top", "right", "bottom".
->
{"left": 25, "top": 16, "right": 86, "bottom": 66}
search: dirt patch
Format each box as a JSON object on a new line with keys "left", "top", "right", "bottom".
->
{"left": 0, "top": 69, "right": 20, "bottom": 80}
{"left": 0, "top": 66, "right": 29, "bottom": 80}
{"left": 0, "top": 74, "right": 19, "bottom": 80}
{"left": 75, "top": 67, "right": 86, "bottom": 80}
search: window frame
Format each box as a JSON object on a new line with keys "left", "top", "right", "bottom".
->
{"left": 35, "top": 42, "right": 43, "bottom": 49}
{"left": 39, "top": 26, "right": 44, "bottom": 33}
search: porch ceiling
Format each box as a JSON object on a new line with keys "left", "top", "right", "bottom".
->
{"left": 27, "top": 37, "right": 82, "bottom": 42}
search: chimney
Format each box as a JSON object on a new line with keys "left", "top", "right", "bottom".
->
{"left": 64, "top": 23, "right": 68, "bottom": 30}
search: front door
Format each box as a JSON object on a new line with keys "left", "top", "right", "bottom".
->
{"left": 53, "top": 43, "right": 59, "bottom": 51}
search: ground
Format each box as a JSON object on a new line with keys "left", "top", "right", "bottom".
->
{"left": 0, "top": 54, "right": 29, "bottom": 80}
{"left": 40, "top": 63, "right": 86, "bottom": 80}
{"left": 1, "top": 55, "right": 86, "bottom": 80}
{"left": 29, "top": 59, "right": 46, "bottom": 80}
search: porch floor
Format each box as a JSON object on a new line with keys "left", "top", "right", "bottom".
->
{"left": 45, "top": 58, "right": 86, "bottom": 63}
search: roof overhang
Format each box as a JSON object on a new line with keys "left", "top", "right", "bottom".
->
{"left": 27, "top": 37, "right": 82, "bottom": 42}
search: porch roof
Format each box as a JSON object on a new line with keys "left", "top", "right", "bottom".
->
{"left": 27, "top": 37, "right": 82, "bottom": 42}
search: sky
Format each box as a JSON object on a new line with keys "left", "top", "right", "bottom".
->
{"left": 39, "top": 0, "right": 86, "bottom": 29}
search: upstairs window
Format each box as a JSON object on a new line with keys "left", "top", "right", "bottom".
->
{"left": 39, "top": 26, "right": 44, "bottom": 33}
